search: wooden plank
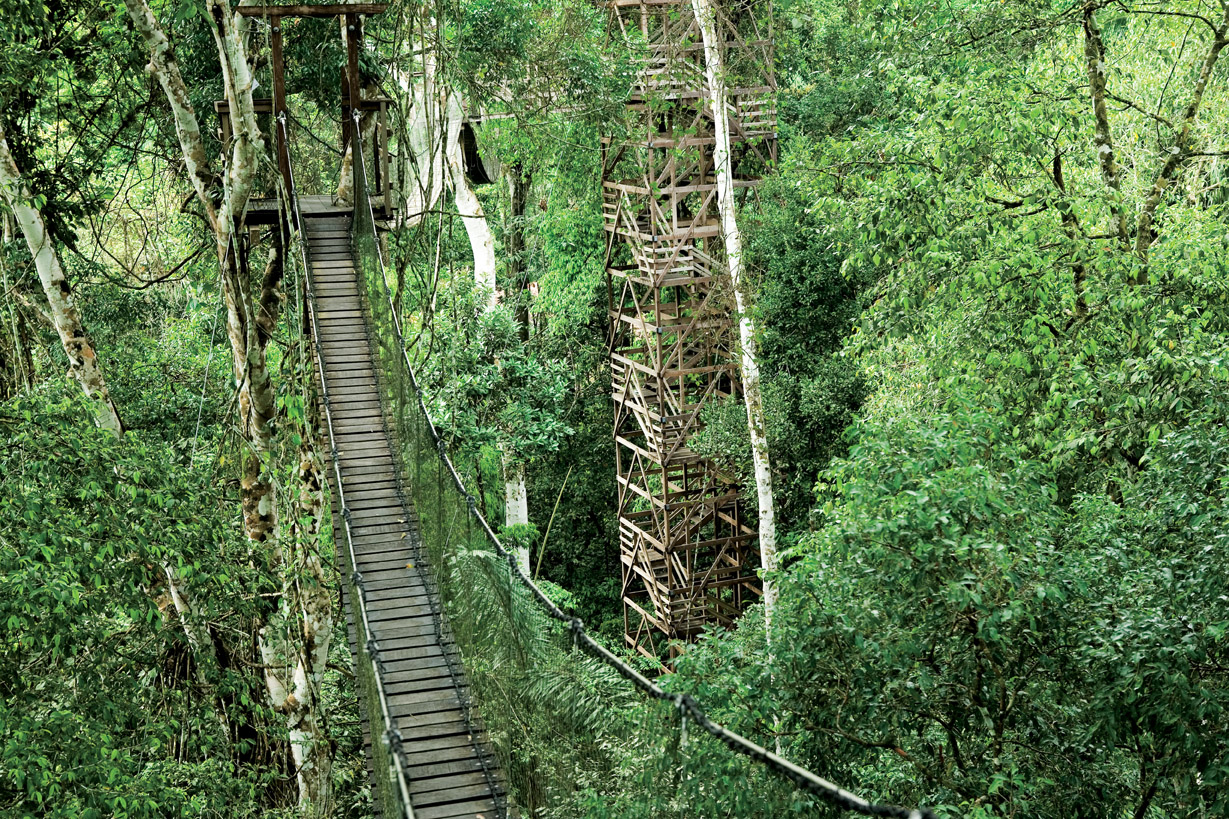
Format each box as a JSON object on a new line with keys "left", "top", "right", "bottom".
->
{"left": 400, "top": 732, "right": 490, "bottom": 756}
{"left": 364, "top": 600, "right": 433, "bottom": 621}
{"left": 367, "top": 620, "right": 437, "bottom": 639}
{"left": 408, "top": 771, "right": 491, "bottom": 799}
{"left": 344, "top": 489, "right": 401, "bottom": 506}
{"left": 350, "top": 538, "right": 417, "bottom": 556}
{"left": 365, "top": 588, "right": 431, "bottom": 607}
{"left": 333, "top": 440, "right": 389, "bottom": 454}
{"left": 390, "top": 710, "right": 470, "bottom": 731}
{"left": 380, "top": 673, "right": 464, "bottom": 696}
{"left": 386, "top": 690, "right": 462, "bottom": 715}
{"left": 339, "top": 475, "right": 399, "bottom": 492}
{"left": 403, "top": 756, "right": 487, "bottom": 782}
{"left": 381, "top": 643, "right": 447, "bottom": 664}
{"left": 329, "top": 410, "right": 384, "bottom": 425}
{"left": 379, "top": 654, "right": 453, "bottom": 676}
{"left": 336, "top": 457, "right": 396, "bottom": 472}
{"left": 411, "top": 782, "right": 494, "bottom": 807}
{"left": 413, "top": 797, "right": 497, "bottom": 819}
{"left": 356, "top": 557, "right": 422, "bottom": 574}
{"left": 360, "top": 571, "right": 425, "bottom": 588}
{"left": 329, "top": 414, "right": 385, "bottom": 429}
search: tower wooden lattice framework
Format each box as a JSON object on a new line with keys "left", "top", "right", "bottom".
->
{"left": 602, "top": 0, "right": 777, "bottom": 658}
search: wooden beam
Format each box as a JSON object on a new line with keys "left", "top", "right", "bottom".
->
{"left": 270, "top": 22, "right": 290, "bottom": 189}
{"left": 235, "top": 4, "right": 387, "bottom": 17}
{"left": 346, "top": 12, "right": 360, "bottom": 161}
{"left": 214, "top": 98, "right": 275, "bottom": 114}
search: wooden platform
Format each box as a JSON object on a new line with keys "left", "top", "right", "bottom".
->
{"left": 306, "top": 211, "right": 503, "bottom": 819}
{"left": 247, "top": 194, "right": 390, "bottom": 225}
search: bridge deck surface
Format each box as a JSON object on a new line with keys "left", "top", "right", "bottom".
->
{"left": 305, "top": 209, "right": 502, "bottom": 819}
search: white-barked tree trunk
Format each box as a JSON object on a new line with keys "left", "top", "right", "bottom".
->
{"left": 0, "top": 127, "right": 124, "bottom": 435}
{"left": 691, "top": 0, "right": 779, "bottom": 629}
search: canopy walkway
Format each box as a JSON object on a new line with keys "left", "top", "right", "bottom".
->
{"left": 247, "top": 5, "right": 932, "bottom": 817}
{"left": 305, "top": 207, "right": 504, "bottom": 819}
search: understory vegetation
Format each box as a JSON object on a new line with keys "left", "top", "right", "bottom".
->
{"left": 2, "top": 0, "right": 1227, "bottom": 817}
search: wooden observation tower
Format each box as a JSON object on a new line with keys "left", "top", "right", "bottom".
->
{"left": 603, "top": 0, "right": 777, "bottom": 658}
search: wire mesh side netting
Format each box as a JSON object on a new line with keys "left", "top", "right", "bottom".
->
{"left": 349, "top": 118, "right": 930, "bottom": 819}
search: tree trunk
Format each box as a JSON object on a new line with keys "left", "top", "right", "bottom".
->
{"left": 1131, "top": 7, "right": 1229, "bottom": 283}
{"left": 337, "top": 78, "right": 381, "bottom": 206}
{"left": 124, "top": 3, "right": 334, "bottom": 806}
{"left": 120, "top": 0, "right": 217, "bottom": 226}
{"left": 503, "top": 457, "right": 531, "bottom": 573}
{"left": 444, "top": 95, "right": 497, "bottom": 310}
{"left": 260, "top": 431, "right": 334, "bottom": 815}
{"left": 691, "top": 0, "right": 779, "bottom": 629}
{"left": 1081, "top": 3, "right": 1129, "bottom": 246}
{"left": 393, "top": 20, "right": 448, "bottom": 230}
{"left": 0, "top": 126, "right": 124, "bottom": 435}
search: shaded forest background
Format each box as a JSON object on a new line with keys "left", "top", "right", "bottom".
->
{"left": 2, "top": 0, "right": 1228, "bottom": 817}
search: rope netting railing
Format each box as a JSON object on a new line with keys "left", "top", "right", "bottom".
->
{"left": 277, "top": 115, "right": 418, "bottom": 819}
{"left": 347, "top": 113, "right": 934, "bottom": 819}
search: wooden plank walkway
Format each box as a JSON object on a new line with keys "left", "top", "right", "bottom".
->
{"left": 304, "top": 210, "right": 503, "bottom": 819}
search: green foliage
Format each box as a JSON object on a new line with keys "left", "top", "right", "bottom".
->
{"left": 693, "top": 173, "right": 871, "bottom": 526}
{"left": 421, "top": 289, "right": 573, "bottom": 468}
{"left": 0, "top": 391, "right": 273, "bottom": 817}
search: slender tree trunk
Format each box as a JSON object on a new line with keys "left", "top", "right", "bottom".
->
{"left": 439, "top": 88, "right": 528, "bottom": 564}
{"left": 503, "top": 458, "right": 531, "bottom": 572}
{"left": 0, "top": 127, "right": 124, "bottom": 435}
{"left": 1081, "top": 4, "right": 1130, "bottom": 247}
{"left": 1131, "top": 7, "right": 1229, "bottom": 283}
{"left": 337, "top": 77, "right": 380, "bottom": 206}
{"left": 691, "top": 0, "right": 778, "bottom": 629}
{"left": 393, "top": 20, "right": 447, "bottom": 230}
{"left": 120, "top": 0, "right": 217, "bottom": 225}
{"left": 260, "top": 430, "right": 334, "bottom": 815}
{"left": 501, "top": 162, "right": 533, "bottom": 571}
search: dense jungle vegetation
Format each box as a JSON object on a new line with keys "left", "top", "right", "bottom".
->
{"left": 2, "top": 0, "right": 1228, "bottom": 817}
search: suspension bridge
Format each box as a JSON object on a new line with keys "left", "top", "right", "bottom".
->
{"left": 229, "top": 3, "right": 935, "bottom": 818}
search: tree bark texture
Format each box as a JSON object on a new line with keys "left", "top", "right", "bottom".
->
{"left": 393, "top": 20, "right": 448, "bottom": 230}
{"left": 0, "top": 127, "right": 124, "bottom": 435}
{"left": 121, "top": 0, "right": 218, "bottom": 228}
{"left": 1081, "top": 3, "right": 1129, "bottom": 246}
{"left": 501, "top": 162, "right": 533, "bottom": 571}
{"left": 123, "top": 0, "right": 277, "bottom": 546}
